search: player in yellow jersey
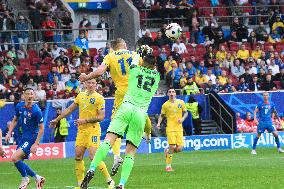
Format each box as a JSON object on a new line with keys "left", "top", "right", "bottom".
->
{"left": 49, "top": 79, "right": 115, "bottom": 189}
{"left": 157, "top": 88, "right": 188, "bottom": 172}
{"left": 79, "top": 39, "right": 152, "bottom": 176}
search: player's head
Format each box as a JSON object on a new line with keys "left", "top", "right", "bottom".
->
{"left": 142, "top": 54, "right": 156, "bottom": 69}
{"left": 167, "top": 88, "right": 176, "bottom": 99}
{"left": 112, "top": 38, "right": 127, "bottom": 50}
{"left": 85, "top": 78, "right": 97, "bottom": 92}
{"left": 263, "top": 91, "right": 269, "bottom": 101}
{"left": 23, "top": 88, "right": 35, "bottom": 104}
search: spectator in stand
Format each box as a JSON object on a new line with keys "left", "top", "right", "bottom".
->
{"left": 142, "top": 0, "right": 154, "bottom": 8}
{"left": 33, "top": 70, "right": 45, "bottom": 84}
{"left": 251, "top": 44, "right": 263, "bottom": 61}
{"left": 227, "top": 31, "right": 239, "bottom": 48}
{"left": 268, "top": 59, "right": 280, "bottom": 76}
{"left": 203, "top": 13, "right": 219, "bottom": 40}
{"left": 171, "top": 39, "right": 188, "bottom": 54}
{"left": 6, "top": 46, "right": 18, "bottom": 64}
{"left": 34, "top": 83, "right": 46, "bottom": 101}
{"left": 188, "top": 9, "right": 200, "bottom": 44}
{"left": 265, "top": 45, "right": 275, "bottom": 60}
{"left": 189, "top": 55, "right": 199, "bottom": 68}
{"left": 205, "top": 69, "right": 216, "bottom": 84}
{"left": 28, "top": 2, "right": 41, "bottom": 33}
{"left": 185, "top": 62, "right": 197, "bottom": 78}
{"left": 236, "top": 112, "right": 246, "bottom": 133}
{"left": 153, "top": 31, "right": 167, "bottom": 48}
{"left": 42, "top": 14, "right": 56, "bottom": 42}
{"left": 216, "top": 45, "right": 227, "bottom": 62}
{"left": 195, "top": 72, "right": 208, "bottom": 86}
{"left": 204, "top": 46, "right": 216, "bottom": 66}
{"left": 73, "top": 32, "right": 89, "bottom": 57}
{"left": 0, "top": 69, "right": 9, "bottom": 85}
{"left": 183, "top": 77, "right": 199, "bottom": 95}
{"left": 47, "top": 66, "right": 61, "bottom": 84}
{"left": 137, "top": 31, "right": 153, "bottom": 46}
{"left": 17, "top": 45, "right": 28, "bottom": 60}
{"left": 72, "top": 50, "right": 82, "bottom": 66}
{"left": 203, "top": 79, "right": 214, "bottom": 94}
{"left": 171, "top": 47, "right": 182, "bottom": 63}
{"left": 51, "top": 43, "right": 66, "bottom": 58}
{"left": 19, "top": 68, "right": 32, "bottom": 86}
{"left": 261, "top": 74, "right": 276, "bottom": 91}
{"left": 248, "top": 60, "right": 257, "bottom": 75}
{"left": 53, "top": 76, "right": 65, "bottom": 91}
{"left": 255, "top": 21, "right": 267, "bottom": 42}
{"left": 211, "top": 77, "right": 224, "bottom": 93}
{"left": 179, "top": 32, "right": 189, "bottom": 45}
{"left": 170, "top": 63, "right": 183, "bottom": 89}
{"left": 269, "top": 30, "right": 281, "bottom": 43}
{"left": 97, "top": 16, "right": 109, "bottom": 39}
{"left": 93, "top": 48, "right": 104, "bottom": 65}
{"left": 9, "top": 75, "right": 19, "bottom": 87}
{"left": 165, "top": 1, "right": 177, "bottom": 18}
{"left": 26, "top": 78, "right": 37, "bottom": 90}
{"left": 53, "top": 50, "right": 69, "bottom": 66}
{"left": 218, "top": 70, "right": 228, "bottom": 85}
{"left": 213, "top": 30, "right": 227, "bottom": 50}
{"left": 102, "top": 42, "right": 111, "bottom": 56}
{"left": 272, "top": 15, "right": 284, "bottom": 34}
{"left": 55, "top": 59, "right": 64, "bottom": 74}
{"left": 237, "top": 44, "right": 250, "bottom": 63}
{"left": 138, "top": 24, "right": 152, "bottom": 38}
{"left": 179, "top": 71, "right": 189, "bottom": 88}
{"left": 156, "top": 47, "right": 168, "bottom": 79}
{"left": 237, "top": 77, "right": 249, "bottom": 92}
{"left": 61, "top": 67, "right": 71, "bottom": 83}
{"left": 60, "top": 11, "right": 73, "bottom": 47}
{"left": 40, "top": 42, "right": 51, "bottom": 60}
{"left": 224, "top": 78, "right": 236, "bottom": 93}
{"left": 222, "top": 53, "right": 234, "bottom": 69}
{"left": 247, "top": 31, "right": 257, "bottom": 47}
{"left": 78, "top": 57, "right": 90, "bottom": 74}
{"left": 15, "top": 15, "right": 29, "bottom": 49}
{"left": 197, "top": 60, "right": 208, "bottom": 75}
{"left": 0, "top": 10, "right": 15, "bottom": 51}
{"left": 69, "top": 57, "right": 79, "bottom": 74}
{"left": 257, "top": 68, "right": 267, "bottom": 83}
{"left": 241, "top": 68, "right": 253, "bottom": 83}
{"left": 79, "top": 14, "right": 91, "bottom": 32}
{"left": 164, "top": 56, "right": 177, "bottom": 86}
{"left": 274, "top": 52, "right": 283, "bottom": 66}
{"left": 65, "top": 74, "right": 80, "bottom": 92}
{"left": 274, "top": 66, "right": 284, "bottom": 83}
{"left": 249, "top": 75, "right": 261, "bottom": 91}
{"left": 244, "top": 112, "right": 257, "bottom": 133}
{"left": 212, "top": 63, "right": 222, "bottom": 76}
{"left": 230, "top": 17, "right": 248, "bottom": 42}
{"left": 2, "top": 58, "right": 16, "bottom": 76}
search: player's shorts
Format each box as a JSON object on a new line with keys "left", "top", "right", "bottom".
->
{"left": 166, "top": 131, "right": 184, "bottom": 147}
{"left": 107, "top": 102, "right": 147, "bottom": 148}
{"left": 75, "top": 130, "right": 101, "bottom": 149}
{"left": 257, "top": 121, "right": 276, "bottom": 134}
{"left": 17, "top": 137, "right": 36, "bottom": 157}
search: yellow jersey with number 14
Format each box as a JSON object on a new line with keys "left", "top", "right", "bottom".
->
{"left": 161, "top": 99, "right": 187, "bottom": 132}
{"left": 74, "top": 91, "right": 105, "bottom": 133}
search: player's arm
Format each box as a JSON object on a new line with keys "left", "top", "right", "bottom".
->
{"left": 49, "top": 103, "right": 78, "bottom": 127}
{"left": 272, "top": 107, "right": 281, "bottom": 122}
{"left": 4, "top": 116, "right": 18, "bottom": 143}
{"left": 75, "top": 108, "right": 105, "bottom": 126}
{"left": 179, "top": 110, "right": 189, "bottom": 124}
{"left": 79, "top": 63, "right": 107, "bottom": 82}
{"left": 157, "top": 113, "right": 165, "bottom": 129}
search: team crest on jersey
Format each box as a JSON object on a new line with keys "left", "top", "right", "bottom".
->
{"left": 90, "top": 98, "right": 95, "bottom": 104}
{"left": 178, "top": 104, "right": 182, "bottom": 108}
{"left": 27, "top": 112, "right": 32, "bottom": 117}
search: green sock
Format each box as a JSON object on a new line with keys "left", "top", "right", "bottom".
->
{"left": 119, "top": 154, "right": 134, "bottom": 186}
{"left": 90, "top": 141, "right": 111, "bottom": 171}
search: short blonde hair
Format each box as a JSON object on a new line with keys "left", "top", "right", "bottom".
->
{"left": 112, "top": 38, "right": 126, "bottom": 50}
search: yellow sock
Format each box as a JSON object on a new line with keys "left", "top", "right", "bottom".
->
{"left": 166, "top": 154, "right": 173, "bottom": 166}
{"left": 112, "top": 138, "right": 121, "bottom": 156}
{"left": 75, "top": 160, "right": 85, "bottom": 184}
{"left": 98, "top": 161, "right": 111, "bottom": 182}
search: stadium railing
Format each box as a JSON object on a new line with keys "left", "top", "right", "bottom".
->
{"left": 208, "top": 91, "right": 236, "bottom": 134}
{"left": 140, "top": 4, "right": 282, "bottom": 27}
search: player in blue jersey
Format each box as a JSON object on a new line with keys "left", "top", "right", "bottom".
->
{"left": 5, "top": 88, "right": 46, "bottom": 189}
{"left": 251, "top": 91, "right": 284, "bottom": 155}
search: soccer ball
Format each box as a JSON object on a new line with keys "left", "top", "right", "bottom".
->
{"left": 165, "top": 23, "right": 182, "bottom": 41}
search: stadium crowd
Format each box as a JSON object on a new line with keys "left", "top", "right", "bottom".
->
{"left": 0, "top": 0, "right": 284, "bottom": 107}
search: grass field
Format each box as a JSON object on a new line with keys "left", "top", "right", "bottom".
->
{"left": 0, "top": 148, "right": 284, "bottom": 189}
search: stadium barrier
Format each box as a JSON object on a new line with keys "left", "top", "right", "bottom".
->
{"left": 2, "top": 131, "right": 284, "bottom": 162}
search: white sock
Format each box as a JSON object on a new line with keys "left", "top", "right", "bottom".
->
{"left": 22, "top": 176, "right": 29, "bottom": 181}
{"left": 34, "top": 175, "right": 41, "bottom": 180}
{"left": 166, "top": 164, "right": 171, "bottom": 168}
{"left": 114, "top": 155, "right": 121, "bottom": 163}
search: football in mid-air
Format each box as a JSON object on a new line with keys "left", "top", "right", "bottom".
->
{"left": 165, "top": 23, "right": 182, "bottom": 41}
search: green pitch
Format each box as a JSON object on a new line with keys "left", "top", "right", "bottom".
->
{"left": 0, "top": 148, "right": 283, "bottom": 189}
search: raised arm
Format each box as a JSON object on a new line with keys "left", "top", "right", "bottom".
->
{"left": 79, "top": 63, "right": 107, "bottom": 82}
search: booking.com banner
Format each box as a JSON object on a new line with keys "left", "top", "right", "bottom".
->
{"left": 2, "top": 132, "right": 284, "bottom": 161}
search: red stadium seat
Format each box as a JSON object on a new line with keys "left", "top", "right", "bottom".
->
{"left": 32, "top": 57, "right": 41, "bottom": 65}
{"left": 274, "top": 81, "right": 281, "bottom": 89}
{"left": 276, "top": 42, "right": 284, "bottom": 52}
{"left": 230, "top": 43, "right": 239, "bottom": 51}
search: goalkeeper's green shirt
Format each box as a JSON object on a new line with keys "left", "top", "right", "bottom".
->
{"left": 123, "top": 65, "right": 160, "bottom": 112}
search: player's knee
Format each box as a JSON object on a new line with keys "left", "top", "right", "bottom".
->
{"left": 11, "top": 155, "right": 19, "bottom": 163}
{"left": 75, "top": 156, "right": 83, "bottom": 161}
{"left": 175, "top": 146, "right": 183, "bottom": 153}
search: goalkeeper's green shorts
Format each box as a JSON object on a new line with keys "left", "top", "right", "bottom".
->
{"left": 107, "top": 102, "right": 147, "bottom": 148}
